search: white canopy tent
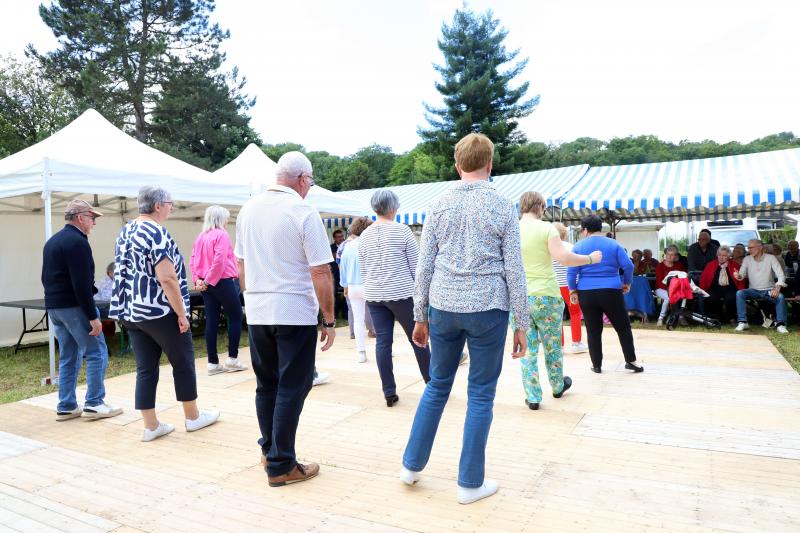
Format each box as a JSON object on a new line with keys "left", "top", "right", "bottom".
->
{"left": 213, "top": 143, "right": 372, "bottom": 217}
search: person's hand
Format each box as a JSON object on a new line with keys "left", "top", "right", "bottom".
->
{"left": 734, "top": 271, "right": 744, "bottom": 281}
{"left": 770, "top": 286, "right": 781, "bottom": 298}
{"left": 569, "top": 291, "right": 579, "bottom": 306}
{"left": 511, "top": 328, "right": 527, "bottom": 359}
{"left": 343, "top": 287, "right": 348, "bottom": 298}
{"left": 589, "top": 250, "right": 602, "bottom": 264}
{"left": 622, "top": 284, "right": 631, "bottom": 294}
{"left": 177, "top": 315, "right": 190, "bottom": 333}
{"left": 412, "top": 322, "right": 429, "bottom": 348}
{"left": 319, "top": 325, "right": 336, "bottom": 351}
{"left": 88, "top": 318, "right": 102, "bottom": 337}
{"left": 195, "top": 280, "right": 208, "bottom": 292}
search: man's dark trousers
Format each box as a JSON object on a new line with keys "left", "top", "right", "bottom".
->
{"left": 250, "top": 324, "right": 317, "bottom": 477}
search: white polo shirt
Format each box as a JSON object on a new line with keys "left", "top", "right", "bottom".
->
{"left": 235, "top": 185, "right": 333, "bottom": 325}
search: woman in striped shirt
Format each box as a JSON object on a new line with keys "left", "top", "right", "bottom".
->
{"left": 358, "top": 190, "right": 431, "bottom": 406}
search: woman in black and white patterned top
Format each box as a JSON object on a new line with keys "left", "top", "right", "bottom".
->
{"left": 358, "top": 190, "right": 431, "bottom": 407}
{"left": 110, "top": 186, "right": 219, "bottom": 442}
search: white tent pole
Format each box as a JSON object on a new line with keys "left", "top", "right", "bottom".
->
{"left": 42, "top": 158, "right": 56, "bottom": 383}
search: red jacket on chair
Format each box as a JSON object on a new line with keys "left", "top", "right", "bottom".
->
{"left": 698, "top": 260, "right": 745, "bottom": 292}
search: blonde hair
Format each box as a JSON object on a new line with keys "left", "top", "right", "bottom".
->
{"left": 552, "top": 222, "right": 567, "bottom": 240}
{"left": 202, "top": 205, "right": 230, "bottom": 232}
{"left": 454, "top": 133, "right": 494, "bottom": 172}
{"left": 519, "top": 191, "right": 547, "bottom": 217}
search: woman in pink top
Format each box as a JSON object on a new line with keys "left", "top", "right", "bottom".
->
{"left": 191, "top": 205, "right": 245, "bottom": 375}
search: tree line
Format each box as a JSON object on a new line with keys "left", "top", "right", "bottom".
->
{"left": 1, "top": 2, "right": 797, "bottom": 192}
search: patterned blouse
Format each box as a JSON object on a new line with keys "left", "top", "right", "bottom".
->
{"left": 109, "top": 219, "right": 190, "bottom": 322}
{"left": 413, "top": 180, "right": 530, "bottom": 329}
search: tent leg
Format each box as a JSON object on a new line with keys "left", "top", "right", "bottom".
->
{"left": 43, "top": 172, "right": 57, "bottom": 384}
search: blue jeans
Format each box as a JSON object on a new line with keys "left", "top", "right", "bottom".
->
{"left": 49, "top": 306, "right": 108, "bottom": 411}
{"left": 736, "top": 288, "right": 787, "bottom": 324}
{"left": 402, "top": 307, "right": 508, "bottom": 488}
{"left": 201, "top": 278, "right": 243, "bottom": 364}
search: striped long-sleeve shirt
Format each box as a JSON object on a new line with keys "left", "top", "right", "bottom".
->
{"left": 358, "top": 222, "right": 419, "bottom": 301}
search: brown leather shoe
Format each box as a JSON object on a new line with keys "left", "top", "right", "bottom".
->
{"left": 268, "top": 462, "right": 320, "bottom": 487}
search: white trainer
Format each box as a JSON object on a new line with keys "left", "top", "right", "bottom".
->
{"left": 185, "top": 409, "right": 220, "bottom": 432}
{"left": 735, "top": 322, "right": 749, "bottom": 332}
{"left": 223, "top": 357, "right": 248, "bottom": 372}
{"left": 207, "top": 363, "right": 225, "bottom": 376}
{"left": 142, "top": 422, "right": 175, "bottom": 442}
{"left": 777, "top": 325, "right": 789, "bottom": 334}
{"left": 358, "top": 351, "right": 367, "bottom": 363}
{"left": 312, "top": 372, "right": 330, "bottom": 386}
{"left": 571, "top": 342, "right": 588, "bottom": 354}
{"left": 82, "top": 402, "right": 123, "bottom": 419}
{"left": 55, "top": 406, "right": 82, "bottom": 421}
{"left": 399, "top": 466, "right": 420, "bottom": 486}
{"left": 457, "top": 480, "right": 498, "bottom": 504}
{"left": 656, "top": 318, "right": 664, "bottom": 327}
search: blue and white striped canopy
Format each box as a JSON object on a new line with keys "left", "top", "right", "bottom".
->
{"left": 559, "top": 148, "right": 800, "bottom": 222}
{"left": 324, "top": 164, "right": 589, "bottom": 228}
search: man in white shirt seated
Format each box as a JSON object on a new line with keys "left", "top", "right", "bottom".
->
{"left": 734, "top": 239, "right": 788, "bottom": 334}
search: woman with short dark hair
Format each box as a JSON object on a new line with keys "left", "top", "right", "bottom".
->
{"left": 567, "top": 215, "right": 643, "bottom": 374}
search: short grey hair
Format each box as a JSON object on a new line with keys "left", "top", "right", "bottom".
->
{"left": 138, "top": 186, "right": 171, "bottom": 214}
{"left": 665, "top": 244, "right": 679, "bottom": 254}
{"left": 718, "top": 245, "right": 731, "bottom": 255}
{"left": 202, "top": 205, "right": 230, "bottom": 232}
{"left": 275, "top": 151, "right": 312, "bottom": 181}
{"left": 371, "top": 189, "right": 400, "bottom": 217}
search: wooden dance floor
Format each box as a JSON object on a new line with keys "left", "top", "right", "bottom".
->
{"left": 1, "top": 326, "right": 799, "bottom": 532}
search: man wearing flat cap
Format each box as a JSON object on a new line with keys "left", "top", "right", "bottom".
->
{"left": 42, "top": 199, "right": 122, "bottom": 421}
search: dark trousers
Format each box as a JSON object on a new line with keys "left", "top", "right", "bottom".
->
{"left": 367, "top": 298, "right": 431, "bottom": 397}
{"left": 122, "top": 313, "right": 198, "bottom": 410}
{"left": 250, "top": 324, "right": 317, "bottom": 477}
{"left": 705, "top": 286, "right": 737, "bottom": 322}
{"left": 577, "top": 288, "right": 637, "bottom": 369}
{"left": 201, "top": 278, "right": 243, "bottom": 364}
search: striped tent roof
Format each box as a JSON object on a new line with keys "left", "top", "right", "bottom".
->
{"left": 558, "top": 148, "right": 800, "bottom": 222}
{"left": 324, "top": 164, "right": 589, "bottom": 228}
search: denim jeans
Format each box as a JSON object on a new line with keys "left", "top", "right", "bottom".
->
{"left": 402, "top": 307, "right": 508, "bottom": 488}
{"left": 49, "top": 306, "right": 108, "bottom": 411}
{"left": 736, "top": 288, "right": 787, "bottom": 324}
{"left": 201, "top": 277, "right": 243, "bottom": 364}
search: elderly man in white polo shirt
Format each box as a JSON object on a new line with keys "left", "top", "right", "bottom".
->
{"left": 235, "top": 151, "right": 336, "bottom": 487}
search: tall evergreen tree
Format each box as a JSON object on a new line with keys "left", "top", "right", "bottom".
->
{"left": 420, "top": 7, "right": 539, "bottom": 176}
{"left": 30, "top": 0, "right": 229, "bottom": 142}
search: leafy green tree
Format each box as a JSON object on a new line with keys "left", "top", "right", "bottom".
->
{"left": 388, "top": 147, "right": 440, "bottom": 185}
{"left": 0, "top": 55, "right": 79, "bottom": 156}
{"left": 149, "top": 57, "right": 260, "bottom": 170}
{"left": 31, "top": 0, "right": 229, "bottom": 142}
{"left": 262, "top": 142, "right": 306, "bottom": 162}
{"left": 350, "top": 144, "right": 396, "bottom": 188}
{"left": 420, "top": 6, "right": 539, "bottom": 177}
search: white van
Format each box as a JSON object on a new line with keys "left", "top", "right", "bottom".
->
{"left": 691, "top": 219, "right": 760, "bottom": 248}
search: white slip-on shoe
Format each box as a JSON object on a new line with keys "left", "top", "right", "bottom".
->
{"left": 223, "top": 357, "right": 248, "bottom": 372}
{"left": 207, "top": 363, "right": 226, "bottom": 376}
{"left": 358, "top": 351, "right": 367, "bottom": 363}
{"left": 457, "top": 480, "right": 498, "bottom": 504}
{"left": 656, "top": 318, "right": 664, "bottom": 327}
{"left": 142, "top": 422, "right": 175, "bottom": 442}
{"left": 777, "top": 325, "right": 789, "bottom": 334}
{"left": 56, "top": 406, "right": 82, "bottom": 421}
{"left": 185, "top": 409, "right": 220, "bottom": 432}
{"left": 735, "top": 322, "right": 749, "bottom": 332}
{"left": 571, "top": 342, "right": 588, "bottom": 354}
{"left": 82, "top": 402, "right": 123, "bottom": 419}
{"left": 312, "top": 372, "right": 330, "bottom": 386}
{"left": 399, "top": 466, "right": 420, "bottom": 486}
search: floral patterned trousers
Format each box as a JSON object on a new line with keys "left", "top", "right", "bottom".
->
{"left": 511, "top": 295, "right": 565, "bottom": 403}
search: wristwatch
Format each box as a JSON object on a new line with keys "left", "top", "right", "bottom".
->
{"left": 322, "top": 319, "right": 336, "bottom": 329}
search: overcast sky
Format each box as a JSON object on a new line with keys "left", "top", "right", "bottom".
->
{"left": 2, "top": 0, "right": 798, "bottom": 156}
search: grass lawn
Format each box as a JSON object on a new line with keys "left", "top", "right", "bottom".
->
{"left": 629, "top": 320, "right": 800, "bottom": 373}
{"left": 0, "top": 328, "right": 245, "bottom": 405}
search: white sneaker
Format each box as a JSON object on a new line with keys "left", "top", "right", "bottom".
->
{"left": 399, "top": 466, "right": 420, "bottom": 486}
{"left": 142, "top": 422, "right": 175, "bottom": 442}
{"left": 656, "top": 318, "right": 664, "bottom": 327}
{"left": 312, "top": 372, "right": 330, "bottom": 386}
{"left": 735, "top": 322, "right": 749, "bottom": 332}
{"left": 358, "top": 351, "right": 367, "bottom": 363}
{"left": 571, "top": 342, "right": 588, "bottom": 354}
{"left": 457, "top": 480, "right": 498, "bottom": 504}
{"left": 55, "top": 406, "right": 82, "bottom": 421}
{"left": 185, "top": 409, "right": 220, "bottom": 432}
{"left": 82, "top": 402, "right": 123, "bottom": 419}
{"left": 207, "top": 363, "right": 225, "bottom": 376}
{"left": 777, "top": 325, "right": 789, "bottom": 334}
{"left": 223, "top": 357, "right": 248, "bottom": 372}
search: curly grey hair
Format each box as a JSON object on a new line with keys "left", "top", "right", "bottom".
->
{"left": 137, "top": 186, "right": 171, "bottom": 215}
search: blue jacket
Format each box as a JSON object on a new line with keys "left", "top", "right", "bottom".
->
{"left": 567, "top": 235, "right": 633, "bottom": 291}
{"left": 41, "top": 224, "right": 98, "bottom": 320}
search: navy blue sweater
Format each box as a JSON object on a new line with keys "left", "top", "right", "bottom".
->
{"left": 41, "top": 224, "right": 98, "bottom": 320}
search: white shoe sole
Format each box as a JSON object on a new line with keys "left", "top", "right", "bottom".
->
{"left": 142, "top": 423, "right": 175, "bottom": 442}
{"left": 457, "top": 481, "right": 498, "bottom": 504}
{"left": 82, "top": 408, "right": 123, "bottom": 419}
{"left": 224, "top": 365, "right": 247, "bottom": 372}
{"left": 55, "top": 411, "right": 82, "bottom": 421}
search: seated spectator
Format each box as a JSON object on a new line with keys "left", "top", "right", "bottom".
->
{"left": 731, "top": 244, "right": 746, "bottom": 265}
{"left": 767, "top": 243, "right": 787, "bottom": 271}
{"left": 687, "top": 229, "right": 718, "bottom": 273}
{"left": 704, "top": 229, "right": 721, "bottom": 248}
{"left": 784, "top": 240, "right": 800, "bottom": 272}
{"left": 734, "top": 239, "right": 788, "bottom": 334}
{"left": 699, "top": 246, "right": 745, "bottom": 324}
{"left": 655, "top": 245, "right": 686, "bottom": 326}
{"left": 631, "top": 249, "right": 647, "bottom": 275}
{"left": 94, "top": 262, "right": 115, "bottom": 302}
{"left": 642, "top": 249, "right": 658, "bottom": 273}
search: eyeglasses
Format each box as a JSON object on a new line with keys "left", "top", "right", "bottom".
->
{"left": 78, "top": 212, "right": 99, "bottom": 221}
{"left": 299, "top": 173, "right": 315, "bottom": 187}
